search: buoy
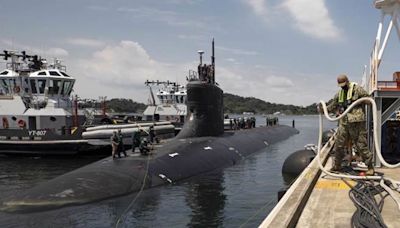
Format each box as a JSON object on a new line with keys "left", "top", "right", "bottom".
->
{"left": 282, "top": 148, "right": 316, "bottom": 178}
{"left": 13, "top": 86, "right": 20, "bottom": 93}
{"left": 17, "top": 119, "right": 26, "bottom": 128}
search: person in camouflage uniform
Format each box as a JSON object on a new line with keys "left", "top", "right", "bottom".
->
{"left": 325, "top": 74, "right": 373, "bottom": 173}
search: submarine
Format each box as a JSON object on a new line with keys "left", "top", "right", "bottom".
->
{"left": 1, "top": 40, "right": 299, "bottom": 213}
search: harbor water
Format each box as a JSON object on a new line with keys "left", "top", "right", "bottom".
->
{"left": 0, "top": 115, "right": 336, "bottom": 228}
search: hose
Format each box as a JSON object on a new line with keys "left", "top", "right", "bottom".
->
{"left": 319, "top": 97, "right": 400, "bottom": 168}
{"left": 317, "top": 97, "right": 400, "bottom": 211}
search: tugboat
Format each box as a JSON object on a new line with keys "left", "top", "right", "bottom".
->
{"left": 0, "top": 51, "right": 90, "bottom": 155}
{"left": 142, "top": 79, "right": 187, "bottom": 126}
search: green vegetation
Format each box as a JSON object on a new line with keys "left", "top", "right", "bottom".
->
{"left": 80, "top": 94, "right": 318, "bottom": 115}
{"left": 106, "top": 98, "right": 147, "bottom": 113}
{"left": 223, "top": 93, "right": 318, "bottom": 115}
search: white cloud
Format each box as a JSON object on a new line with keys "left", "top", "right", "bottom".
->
{"left": 216, "top": 45, "right": 258, "bottom": 56}
{"left": 117, "top": 7, "right": 207, "bottom": 29}
{"left": 282, "top": 0, "right": 341, "bottom": 40}
{"left": 72, "top": 41, "right": 189, "bottom": 101}
{"left": 245, "top": 0, "right": 268, "bottom": 18}
{"left": 242, "top": 0, "right": 341, "bottom": 41}
{"left": 264, "top": 75, "right": 294, "bottom": 88}
{"left": 177, "top": 34, "right": 205, "bottom": 41}
{"left": 45, "top": 48, "right": 69, "bottom": 57}
{"left": 66, "top": 38, "right": 106, "bottom": 48}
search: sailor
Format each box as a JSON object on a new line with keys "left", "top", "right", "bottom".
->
{"left": 139, "top": 137, "right": 150, "bottom": 156}
{"left": 148, "top": 125, "right": 155, "bottom": 143}
{"left": 117, "top": 129, "right": 127, "bottom": 158}
{"left": 321, "top": 74, "right": 373, "bottom": 174}
{"left": 132, "top": 129, "right": 142, "bottom": 153}
{"left": 111, "top": 131, "right": 119, "bottom": 159}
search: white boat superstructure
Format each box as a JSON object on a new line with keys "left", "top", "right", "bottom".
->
{"left": 0, "top": 51, "right": 89, "bottom": 154}
{"left": 0, "top": 51, "right": 82, "bottom": 133}
{"left": 143, "top": 80, "right": 187, "bottom": 124}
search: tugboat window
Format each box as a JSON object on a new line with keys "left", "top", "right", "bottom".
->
{"left": 49, "top": 79, "right": 61, "bottom": 95}
{"left": 38, "top": 71, "right": 47, "bottom": 76}
{"left": 0, "top": 79, "right": 10, "bottom": 94}
{"left": 11, "top": 116, "right": 17, "bottom": 121}
{"left": 49, "top": 71, "right": 61, "bottom": 76}
{"left": 38, "top": 79, "right": 46, "bottom": 93}
{"left": 0, "top": 71, "right": 8, "bottom": 75}
{"left": 60, "top": 72, "right": 70, "bottom": 77}
{"left": 50, "top": 116, "right": 56, "bottom": 121}
{"left": 67, "top": 81, "right": 74, "bottom": 95}
{"left": 61, "top": 81, "right": 72, "bottom": 95}
{"left": 30, "top": 79, "right": 38, "bottom": 94}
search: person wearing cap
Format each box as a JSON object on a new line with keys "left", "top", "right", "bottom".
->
{"left": 111, "top": 131, "right": 119, "bottom": 159}
{"left": 117, "top": 129, "right": 127, "bottom": 158}
{"left": 321, "top": 74, "right": 373, "bottom": 174}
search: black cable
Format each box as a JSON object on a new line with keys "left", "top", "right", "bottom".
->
{"left": 343, "top": 179, "right": 388, "bottom": 228}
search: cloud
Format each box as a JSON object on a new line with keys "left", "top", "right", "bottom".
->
{"left": 45, "top": 48, "right": 69, "bottom": 57}
{"left": 87, "top": 5, "right": 109, "bottom": 11}
{"left": 66, "top": 38, "right": 106, "bottom": 48}
{"left": 177, "top": 34, "right": 206, "bottom": 41}
{"left": 117, "top": 7, "right": 207, "bottom": 29}
{"left": 164, "top": 0, "right": 203, "bottom": 4}
{"left": 242, "top": 0, "right": 341, "bottom": 41}
{"left": 264, "top": 75, "right": 294, "bottom": 88}
{"left": 216, "top": 45, "right": 258, "bottom": 56}
{"left": 69, "top": 40, "right": 330, "bottom": 106}
{"left": 282, "top": 0, "right": 341, "bottom": 40}
{"left": 0, "top": 39, "right": 69, "bottom": 57}
{"left": 72, "top": 40, "right": 189, "bottom": 101}
{"left": 245, "top": 0, "right": 268, "bottom": 18}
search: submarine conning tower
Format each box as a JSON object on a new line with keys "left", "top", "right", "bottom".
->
{"left": 176, "top": 39, "right": 224, "bottom": 139}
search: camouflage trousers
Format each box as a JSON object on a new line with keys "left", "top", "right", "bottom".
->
{"left": 333, "top": 121, "right": 373, "bottom": 167}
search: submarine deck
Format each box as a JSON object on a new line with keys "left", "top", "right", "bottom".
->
{"left": 260, "top": 136, "right": 400, "bottom": 227}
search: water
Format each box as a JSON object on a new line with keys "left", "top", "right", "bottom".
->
{"left": 0, "top": 115, "right": 336, "bottom": 228}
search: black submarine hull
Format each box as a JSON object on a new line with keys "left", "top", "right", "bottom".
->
{"left": 1, "top": 125, "right": 298, "bottom": 212}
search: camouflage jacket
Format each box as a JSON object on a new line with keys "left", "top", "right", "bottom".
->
{"left": 326, "top": 83, "right": 369, "bottom": 124}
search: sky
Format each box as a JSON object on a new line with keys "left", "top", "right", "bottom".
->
{"left": 0, "top": 0, "right": 399, "bottom": 106}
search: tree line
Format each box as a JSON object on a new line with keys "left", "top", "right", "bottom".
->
{"left": 82, "top": 94, "right": 318, "bottom": 115}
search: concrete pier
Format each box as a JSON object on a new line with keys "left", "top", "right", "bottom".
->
{"left": 260, "top": 136, "right": 400, "bottom": 227}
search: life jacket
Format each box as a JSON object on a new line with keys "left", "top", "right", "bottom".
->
{"left": 338, "top": 82, "right": 356, "bottom": 107}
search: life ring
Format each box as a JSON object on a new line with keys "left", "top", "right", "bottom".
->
{"left": 14, "top": 86, "right": 20, "bottom": 93}
{"left": 17, "top": 119, "right": 26, "bottom": 128}
{"left": 2, "top": 117, "right": 9, "bottom": 129}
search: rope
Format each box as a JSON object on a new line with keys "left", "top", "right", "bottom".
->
{"left": 238, "top": 197, "right": 276, "bottom": 228}
{"left": 238, "top": 171, "right": 299, "bottom": 227}
{"left": 114, "top": 152, "right": 152, "bottom": 228}
{"left": 342, "top": 179, "right": 388, "bottom": 228}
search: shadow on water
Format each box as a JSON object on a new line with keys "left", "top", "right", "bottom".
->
{"left": 185, "top": 170, "right": 226, "bottom": 227}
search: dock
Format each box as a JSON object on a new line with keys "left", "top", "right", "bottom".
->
{"left": 260, "top": 135, "right": 400, "bottom": 227}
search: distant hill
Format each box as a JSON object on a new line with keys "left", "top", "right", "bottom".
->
{"left": 106, "top": 98, "right": 147, "bottom": 113}
{"left": 83, "top": 95, "right": 317, "bottom": 115}
{"left": 223, "top": 93, "right": 317, "bottom": 115}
